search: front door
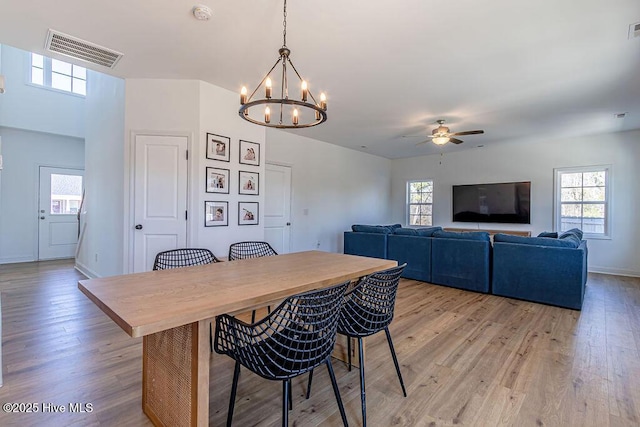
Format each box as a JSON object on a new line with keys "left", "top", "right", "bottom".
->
{"left": 264, "top": 163, "right": 292, "bottom": 254}
{"left": 132, "top": 134, "right": 188, "bottom": 272}
{"left": 38, "top": 167, "right": 84, "bottom": 260}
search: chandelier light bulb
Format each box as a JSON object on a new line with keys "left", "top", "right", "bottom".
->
{"left": 265, "top": 106, "right": 271, "bottom": 123}
{"left": 320, "top": 92, "right": 327, "bottom": 110}
{"left": 301, "top": 80, "right": 308, "bottom": 102}
{"left": 240, "top": 86, "right": 247, "bottom": 104}
{"left": 292, "top": 108, "right": 299, "bottom": 125}
{"left": 265, "top": 78, "right": 272, "bottom": 99}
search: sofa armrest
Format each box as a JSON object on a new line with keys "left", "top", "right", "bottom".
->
{"left": 492, "top": 241, "right": 586, "bottom": 309}
{"left": 343, "top": 231, "right": 388, "bottom": 259}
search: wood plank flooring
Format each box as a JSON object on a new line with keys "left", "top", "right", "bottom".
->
{"left": 0, "top": 260, "right": 638, "bottom": 426}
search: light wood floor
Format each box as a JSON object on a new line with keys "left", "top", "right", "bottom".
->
{"left": 0, "top": 260, "right": 639, "bottom": 426}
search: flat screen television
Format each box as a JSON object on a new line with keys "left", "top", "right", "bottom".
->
{"left": 452, "top": 181, "right": 531, "bottom": 224}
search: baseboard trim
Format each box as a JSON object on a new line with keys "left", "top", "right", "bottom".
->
{"left": 0, "top": 256, "right": 36, "bottom": 265}
{"left": 75, "top": 261, "right": 99, "bottom": 279}
{"left": 589, "top": 266, "right": 640, "bottom": 278}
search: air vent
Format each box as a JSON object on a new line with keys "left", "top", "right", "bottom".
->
{"left": 45, "top": 29, "right": 123, "bottom": 69}
{"left": 615, "top": 112, "right": 627, "bottom": 119}
{"left": 630, "top": 22, "right": 640, "bottom": 39}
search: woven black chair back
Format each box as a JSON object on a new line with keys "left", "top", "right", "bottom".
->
{"left": 337, "top": 263, "right": 406, "bottom": 338}
{"left": 215, "top": 280, "right": 349, "bottom": 380}
{"left": 152, "top": 248, "right": 220, "bottom": 270}
{"left": 228, "top": 241, "right": 277, "bottom": 261}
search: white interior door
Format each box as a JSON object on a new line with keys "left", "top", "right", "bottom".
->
{"left": 265, "top": 163, "right": 292, "bottom": 254}
{"left": 38, "top": 167, "right": 84, "bottom": 260}
{"left": 133, "top": 134, "right": 188, "bottom": 272}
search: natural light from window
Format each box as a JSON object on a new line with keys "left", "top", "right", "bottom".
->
{"left": 31, "top": 53, "right": 87, "bottom": 96}
{"left": 407, "top": 180, "right": 433, "bottom": 226}
{"left": 555, "top": 166, "right": 610, "bottom": 237}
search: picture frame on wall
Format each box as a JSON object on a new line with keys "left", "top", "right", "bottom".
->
{"left": 238, "top": 202, "right": 259, "bottom": 225}
{"left": 204, "top": 201, "right": 228, "bottom": 227}
{"left": 238, "top": 170, "right": 259, "bottom": 195}
{"left": 206, "top": 133, "right": 231, "bottom": 162}
{"left": 206, "top": 167, "right": 230, "bottom": 194}
{"left": 239, "top": 140, "right": 260, "bottom": 166}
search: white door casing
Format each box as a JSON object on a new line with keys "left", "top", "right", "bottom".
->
{"left": 38, "top": 167, "right": 84, "bottom": 260}
{"left": 133, "top": 134, "right": 188, "bottom": 272}
{"left": 264, "top": 163, "right": 292, "bottom": 254}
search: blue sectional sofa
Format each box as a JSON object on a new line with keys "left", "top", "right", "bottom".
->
{"left": 491, "top": 229, "right": 587, "bottom": 310}
{"left": 430, "top": 230, "right": 492, "bottom": 293}
{"left": 344, "top": 225, "right": 588, "bottom": 309}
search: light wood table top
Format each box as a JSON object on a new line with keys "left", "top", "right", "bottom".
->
{"left": 79, "top": 250, "right": 396, "bottom": 338}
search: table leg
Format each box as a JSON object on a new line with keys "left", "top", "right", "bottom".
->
{"left": 142, "top": 319, "right": 210, "bottom": 427}
{"left": 332, "top": 334, "right": 363, "bottom": 368}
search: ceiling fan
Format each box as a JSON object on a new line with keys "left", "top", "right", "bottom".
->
{"left": 408, "top": 120, "right": 485, "bottom": 146}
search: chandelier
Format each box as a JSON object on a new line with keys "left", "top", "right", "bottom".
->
{"left": 239, "top": 0, "right": 327, "bottom": 128}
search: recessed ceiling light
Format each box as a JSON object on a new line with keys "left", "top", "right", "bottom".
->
{"left": 193, "top": 5, "right": 212, "bottom": 21}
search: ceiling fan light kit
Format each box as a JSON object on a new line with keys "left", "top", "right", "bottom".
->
{"left": 412, "top": 119, "right": 485, "bottom": 146}
{"left": 239, "top": 0, "right": 327, "bottom": 128}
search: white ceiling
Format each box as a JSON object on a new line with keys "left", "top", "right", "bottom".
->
{"left": 1, "top": 0, "right": 639, "bottom": 159}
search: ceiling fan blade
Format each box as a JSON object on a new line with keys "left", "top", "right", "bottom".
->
{"left": 401, "top": 135, "right": 424, "bottom": 138}
{"left": 415, "top": 140, "right": 431, "bottom": 146}
{"left": 450, "top": 130, "right": 484, "bottom": 136}
{"left": 449, "top": 138, "right": 464, "bottom": 144}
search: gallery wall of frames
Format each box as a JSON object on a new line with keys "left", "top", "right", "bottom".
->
{"left": 204, "top": 132, "right": 261, "bottom": 227}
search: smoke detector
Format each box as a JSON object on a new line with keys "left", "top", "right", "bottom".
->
{"left": 193, "top": 5, "right": 212, "bottom": 20}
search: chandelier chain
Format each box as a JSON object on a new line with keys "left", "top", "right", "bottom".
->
{"left": 282, "top": 0, "right": 287, "bottom": 47}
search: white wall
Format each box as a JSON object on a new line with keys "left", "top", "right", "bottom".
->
{"left": 266, "top": 128, "right": 392, "bottom": 253}
{"left": 390, "top": 130, "right": 640, "bottom": 277}
{"left": 0, "top": 44, "right": 84, "bottom": 138}
{"left": 124, "top": 79, "right": 265, "bottom": 265}
{"left": 0, "top": 127, "right": 84, "bottom": 263}
{"left": 76, "top": 71, "right": 125, "bottom": 278}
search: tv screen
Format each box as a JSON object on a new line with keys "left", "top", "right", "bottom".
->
{"left": 452, "top": 182, "right": 531, "bottom": 224}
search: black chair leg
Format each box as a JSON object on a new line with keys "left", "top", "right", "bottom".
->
{"left": 288, "top": 379, "right": 293, "bottom": 410}
{"left": 358, "top": 337, "right": 367, "bottom": 427}
{"left": 282, "top": 380, "right": 289, "bottom": 426}
{"left": 306, "top": 369, "right": 314, "bottom": 399}
{"left": 210, "top": 322, "right": 213, "bottom": 353}
{"left": 326, "top": 357, "right": 349, "bottom": 427}
{"left": 347, "top": 336, "right": 352, "bottom": 371}
{"left": 251, "top": 310, "right": 256, "bottom": 323}
{"left": 227, "top": 361, "right": 241, "bottom": 427}
{"left": 384, "top": 327, "right": 407, "bottom": 397}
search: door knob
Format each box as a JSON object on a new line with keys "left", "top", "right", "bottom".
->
{"left": 135, "top": 224, "right": 143, "bottom": 230}
{"left": 286, "top": 222, "right": 291, "bottom": 226}
{"left": 40, "top": 216, "right": 45, "bottom": 220}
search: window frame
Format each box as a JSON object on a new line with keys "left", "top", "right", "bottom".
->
{"left": 28, "top": 52, "right": 87, "bottom": 97}
{"left": 554, "top": 165, "right": 611, "bottom": 239}
{"left": 406, "top": 179, "right": 434, "bottom": 227}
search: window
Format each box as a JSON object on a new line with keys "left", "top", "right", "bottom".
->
{"left": 555, "top": 166, "right": 610, "bottom": 238}
{"left": 407, "top": 180, "right": 433, "bottom": 226}
{"left": 30, "top": 53, "right": 87, "bottom": 96}
{"left": 50, "top": 173, "right": 83, "bottom": 215}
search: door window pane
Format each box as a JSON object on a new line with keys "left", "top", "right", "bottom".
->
{"left": 50, "top": 174, "right": 83, "bottom": 215}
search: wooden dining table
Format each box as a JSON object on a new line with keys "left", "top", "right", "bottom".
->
{"left": 78, "top": 250, "right": 396, "bottom": 427}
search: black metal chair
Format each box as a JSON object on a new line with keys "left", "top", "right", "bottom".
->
{"left": 214, "top": 281, "right": 351, "bottom": 427}
{"left": 228, "top": 241, "right": 278, "bottom": 260}
{"left": 306, "top": 263, "right": 407, "bottom": 427}
{"left": 228, "top": 241, "right": 279, "bottom": 322}
{"left": 152, "top": 248, "right": 220, "bottom": 270}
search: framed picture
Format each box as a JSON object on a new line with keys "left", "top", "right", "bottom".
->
{"left": 206, "top": 133, "right": 230, "bottom": 162}
{"left": 239, "top": 170, "right": 259, "bottom": 195}
{"left": 238, "top": 202, "right": 259, "bottom": 225}
{"left": 206, "top": 167, "right": 230, "bottom": 194}
{"left": 239, "top": 140, "right": 260, "bottom": 166}
{"left": 204, "top": 201, "right": 228, "bottom": 227}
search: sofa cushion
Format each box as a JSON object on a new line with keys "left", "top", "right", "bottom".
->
{"left": 416, "top": 226, "right": 443, "bottom": 237}
{"left": 393, "top": 227, "right": 419, "bottom": 236}
{"left": 432, "top": 230, "right": 490, "bottom": 242}
{"left": 537, "top": 231, "right": 558, "bottom": 238}
{"left": 560, "top": 228, "right": 584, "bottom": 240}
{"left": 351, "top": 224, "right": 394, "bottom": 234}
{"left": 559, "top": 233, "right": 582, "bottom": 247}
{"left": 494, "top": 233, "right": 578, "bottom": 248}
